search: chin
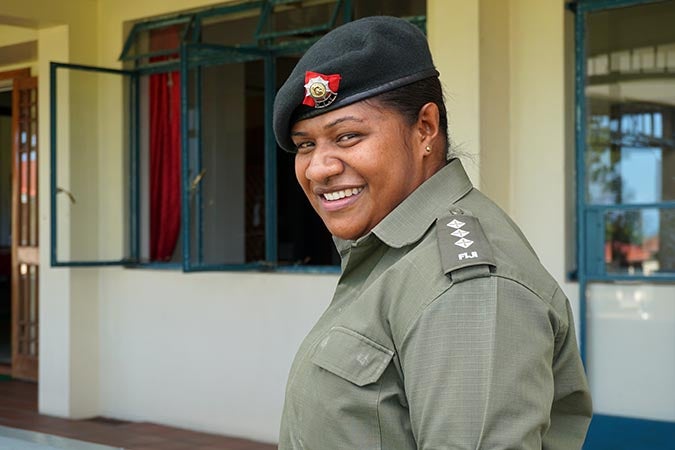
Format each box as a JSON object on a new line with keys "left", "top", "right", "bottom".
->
{"left": 323, "top": 221, "right": 355, "bottom": 240}
{"left": 327, "top": 224, "right": 368, "bottom": 241}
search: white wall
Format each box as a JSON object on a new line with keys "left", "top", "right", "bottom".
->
{"left": 97, "top": 269, "right": 335, "bottom": 442}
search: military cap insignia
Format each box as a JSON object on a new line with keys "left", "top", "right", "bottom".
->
{"left": 303, "top": 71, "right": 341, "bottom": 108}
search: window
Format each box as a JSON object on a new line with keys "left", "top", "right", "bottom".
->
{"left": 573, "top": 3, "right": 675, "bottom": 446}
{"left": 576, "top": 0, "right": 675, "bottom": 281}
{"left": 50, "top": 0, "right": 426, "bottom": 271}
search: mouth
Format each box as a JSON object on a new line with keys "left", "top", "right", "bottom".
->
{"left": 322, "top": 187, "right": 364, "bottom": 201}
{"left": 317, "top": 186, "right": 364, "bottom": 212}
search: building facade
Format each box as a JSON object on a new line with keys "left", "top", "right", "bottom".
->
{"left": 0, "top": 0, "right": 673, "bottom": 447}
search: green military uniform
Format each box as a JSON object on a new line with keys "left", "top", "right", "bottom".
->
{"left": 279, "top": 159, "right": 592, "bottom": 449}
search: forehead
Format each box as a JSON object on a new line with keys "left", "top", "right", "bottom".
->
{"left": 290, "top": 100, "right": 399, "bottom": 133}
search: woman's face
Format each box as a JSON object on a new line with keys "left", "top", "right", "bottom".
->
{"left": 291, "top": 101, "right": 429, "bottom": 240}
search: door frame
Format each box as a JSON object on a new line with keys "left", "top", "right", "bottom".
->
{"left": 0, "top": 68, "right": 35, "bottom": 380}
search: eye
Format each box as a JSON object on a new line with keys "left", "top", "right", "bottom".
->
{"left": 337, "top": 132, "right": 361, "bottom": 146}
{"left": 294, "top": 140, "right": 315, "bottom": 154}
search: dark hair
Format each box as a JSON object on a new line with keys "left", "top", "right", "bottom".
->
{"left": 367, "top": 76, "right": 449, "bottom": 149}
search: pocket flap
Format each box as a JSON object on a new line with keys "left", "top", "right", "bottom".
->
{"left": 311, "top": 327, "right": 394, "bottom": 387}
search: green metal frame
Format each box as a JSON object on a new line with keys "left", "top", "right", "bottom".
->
{"left": 49, "top": 62, "right": 139, "bottom": 267}
{"left": 51, "top": 0, "right": 427, "bottom": 272}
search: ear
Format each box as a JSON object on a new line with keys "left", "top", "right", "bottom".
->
{"left": 415, "top": 102, "right": 440, "bottom": 154}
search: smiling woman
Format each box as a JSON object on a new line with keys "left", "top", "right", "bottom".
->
{"left": 291, "top": 100, "right": 442, "bottom": 240}
{"left": 273, "top": 16, "right": 592, "bottom": 450}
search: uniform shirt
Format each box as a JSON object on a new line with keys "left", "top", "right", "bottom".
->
{"left": 279, "top": 159, "right": 592, "bottom": 450}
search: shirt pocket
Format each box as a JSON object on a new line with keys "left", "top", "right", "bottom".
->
{"left": 311, "top": 326, "right": 394, "bottom": 387}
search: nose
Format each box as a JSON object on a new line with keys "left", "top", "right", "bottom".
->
{"left": 303, "top": 146, "right": 343, "bottom": 184}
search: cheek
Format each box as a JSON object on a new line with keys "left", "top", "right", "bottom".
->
{"left": 294, "top": 157, "right": 311, "bottom": 194}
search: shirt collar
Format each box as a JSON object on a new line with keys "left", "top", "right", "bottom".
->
{"left": 372, "top": 158, "right": 474, "bottom": 248}
{"left": 333, "top": 159, "right": 473, "bottom": 251}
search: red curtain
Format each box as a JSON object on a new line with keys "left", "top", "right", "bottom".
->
{"left": 149, "top": 71, "right": 181, "bottom": 261}
{"left": 149, "top": 26, "right": 182, "bottom": 261}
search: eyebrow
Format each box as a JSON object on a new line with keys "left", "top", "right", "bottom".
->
{"left": 325, "top": 115, "right": 364, "bottom": 129}
{"left": 291, "top": 115, "right": 364, "bottom": 137}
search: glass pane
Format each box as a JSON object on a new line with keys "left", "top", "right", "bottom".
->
{"left": 19, "top": 150, "right": 28, "bottom": 245}
{"left": 28, "top": 265, "right": 37, "bottom": 357}
{"left": 257, "top": 0, "right": 345, "bottom": 43}
{"left": 587, "top": 283, "right": 675, "bottom": 422}
{"left": 201, "top": 8, "right": 259, "bottom": 46}
{"left": 122, "top": 19, "right": 193, "bottom": 64}
{"left": 29, "top": 97, "right": 38, "bottom": 246}
{"left": 187, "top": 59, "right": 262, "bottom": 266}
{"left": 604, "top": 207, "right": 675, "bottom": 275}
{"left": 585, "top": 1, "right": 675, "bottom": 205}
{"left": 53, "top": 66, "right": 132, "bottom": 263}
{"left": 353, "top": 0, "right": 426, "bottom": 19}
{"left": 29, "top": 145, "right": 37, "bottom": 246}
{"left": 18, "top": 263, "right": 27, "bottom": 355}
{"left": 137, "top": 70, "right": 182, "bottom": 264}
{"left": 0, "top": 97, "right": 11, "bottom": 249}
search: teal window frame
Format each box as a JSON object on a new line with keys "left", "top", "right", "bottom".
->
{"left": 568, "top": 3, "right": 675, "bottom": 447}
{"left": 49, "top": 0, "right": 427, "bottom": 273}
{"left": 49, "top": 62, "right": 139, "bottom": 267}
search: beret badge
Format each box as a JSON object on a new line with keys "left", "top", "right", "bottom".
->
{"left": 303, "top": 71, "right": 341, "bottom": 108}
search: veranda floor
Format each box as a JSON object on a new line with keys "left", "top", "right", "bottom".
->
{"left": 0, "top": 378, "right": 277, "bottom": 450}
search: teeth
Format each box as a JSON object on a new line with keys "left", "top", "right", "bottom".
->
{"left": 323, "top": 187, "right": 363, "bottom": 201}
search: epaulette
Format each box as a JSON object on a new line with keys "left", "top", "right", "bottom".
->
{"left": 436, "top": 209, "right": 496, "bottom": 282}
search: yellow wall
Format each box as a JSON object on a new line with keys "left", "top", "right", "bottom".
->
{"left": 428, "top": 0, "right": 572, "bottom": 286}
{"left": 0, "top": 24, "right": 36, "bottom": 46}
{"left": 428, "top": 0, "right": 482, "bottom": 187}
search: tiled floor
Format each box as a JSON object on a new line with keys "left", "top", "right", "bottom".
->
{"left": 0, "top": 378, "right": 278, "bottom": 450}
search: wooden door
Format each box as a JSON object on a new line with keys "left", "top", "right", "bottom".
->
{"left": 11, "top": 76, "right": 38, "bottom": 382}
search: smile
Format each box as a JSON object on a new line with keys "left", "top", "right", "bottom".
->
{"left": 323, "top": 187, "right": 363, "bottom": 201}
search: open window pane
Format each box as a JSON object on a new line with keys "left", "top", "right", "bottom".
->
{"left": 51, "top": 64, "right": 135, "bottom": 265}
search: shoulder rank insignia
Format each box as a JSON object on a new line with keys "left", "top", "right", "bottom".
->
{"left": 436, "top": 212, "right": 496, "bottom": 277}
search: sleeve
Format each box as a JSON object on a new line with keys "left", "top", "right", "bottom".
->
{"left": 544, "top": 292, "right": 593, "bottom": 449}
{"left": 399, "top": 275, "right": 592, "bottom": 450}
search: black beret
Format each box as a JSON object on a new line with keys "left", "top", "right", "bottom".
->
{"left": 273, "top": 16, "right": 439, "bottom": 153}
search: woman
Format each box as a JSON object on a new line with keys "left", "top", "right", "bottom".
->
{"left": 273, "top": 16, "right": 592, "bottom": 450}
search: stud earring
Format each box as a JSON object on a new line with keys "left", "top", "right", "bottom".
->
{"left": 425, "top": 145, "right": 432, "bottom": 153}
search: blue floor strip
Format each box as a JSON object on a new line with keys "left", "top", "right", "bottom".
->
{"left": 584, "top": 414, "right": 675, "bottom": 450}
